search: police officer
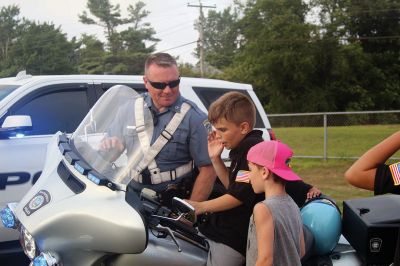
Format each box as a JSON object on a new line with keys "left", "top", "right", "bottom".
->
{"left": 101, "top": 53, "right": 216, "bottom": 202}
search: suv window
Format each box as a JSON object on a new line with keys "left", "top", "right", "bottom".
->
{"left": 193, "top": 87, "right": 265, "bottom": 128}
{"left": 11, "top": 86, "right": 90, "bottom": 135}
{"left": 0, "top": 85, "right": 19, "bottom": 101}
{"left": 96, "top": 83, "right": 146, "bottom": 98}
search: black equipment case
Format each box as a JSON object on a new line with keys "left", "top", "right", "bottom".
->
{"left": 343, "top": 194, "right": 400, "bottom": 265}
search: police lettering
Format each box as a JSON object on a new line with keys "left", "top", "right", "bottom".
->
{"left": 0, "top": 171, "right": 42, "bottom": 190}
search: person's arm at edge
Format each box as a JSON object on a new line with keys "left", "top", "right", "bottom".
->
{"left": 254, "top": 203, "right": 274, "bottom": 266}
{"left": 189, "top": 165, "right": 216, "bottom": 201}
{"left": 286, "top": 181, "right": 321, "bottom": 206}
{"left": 306, "top": 186, "right": 321, "bottom": 199}
{"left": 187, "top": 193, "right": 242, "bottom": 215}
{"left": 345, "top": 131, "right": 400, "bottom": 191}
{"left": 298, "top": 181, "right": 321, "bottom": 199}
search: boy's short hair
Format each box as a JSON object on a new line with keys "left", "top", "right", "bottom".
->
{"left": 208, "top": 91, "right": 256, "bottom": 128}
{"left": 144, "top": 53, "right": 177, "bottom": 74}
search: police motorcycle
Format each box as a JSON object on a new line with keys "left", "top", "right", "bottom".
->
{"left": 0, "top": 85, "right": 208, "bottom": 266}
{"left": 0, "top": 84, "right": 390, "bottom": 266}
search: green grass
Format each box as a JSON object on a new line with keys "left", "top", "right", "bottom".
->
{"left": 273, "top": 125, "right": 399, "bottom": 212}
{"left": 290, "top": 158, "right": 373, "bottom": 211}
{"left": 274, "top": 125, "right": 400, "bottom": 158}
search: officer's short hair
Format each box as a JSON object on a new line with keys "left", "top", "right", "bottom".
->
{"left": 145, "top": 53, "right": 178, "bottom": 74}
{"left": 208, "top": 91, "right": 256, "bottom": 129}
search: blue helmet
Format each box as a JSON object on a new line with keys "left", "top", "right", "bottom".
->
{"left": 301, "top": 197, "right": 341, "bottom": 255}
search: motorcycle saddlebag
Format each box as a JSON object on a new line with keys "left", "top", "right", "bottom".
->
{"left": 342, "top": 194, "right": 400, "bottom": 265}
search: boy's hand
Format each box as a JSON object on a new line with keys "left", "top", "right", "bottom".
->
{"left": 184, "top": 199, "right": 204, "bottom": 215}
{"left": 307, "top": 186, "right": 321, "bottom": 199}
{"left": 207, "top": 131, "right": 224, "bottom": 159}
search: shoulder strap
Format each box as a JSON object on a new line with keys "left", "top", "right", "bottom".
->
{"left": 135, "top": 97, "right": 151, "bottom": 151}
{"left": 133, "top": 102, "right": 192, "bottom": 183}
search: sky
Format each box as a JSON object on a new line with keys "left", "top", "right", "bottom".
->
{"left": 1, "top": 0, "right": 235, "bottom": 64}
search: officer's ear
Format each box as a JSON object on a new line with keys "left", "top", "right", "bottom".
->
{"left": 143, "top": 76, "right": 150, "bottom": 91}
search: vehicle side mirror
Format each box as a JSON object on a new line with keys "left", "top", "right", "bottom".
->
{"left": 0, "top": 115, "right": 33, "bottom": 138}
{"left": 2, "top": 115, "right": 32, "bottom": 128}
{"left": 172, "top": 197, "right": 197, "bottom": 224}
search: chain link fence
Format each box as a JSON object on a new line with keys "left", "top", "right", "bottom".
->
{"left": 268, "top": 110, "right": 400, "bottom": 160}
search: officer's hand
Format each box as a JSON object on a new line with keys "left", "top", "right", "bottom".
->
{"left": 99, "top": 136, "right": 125, "bottom": 153}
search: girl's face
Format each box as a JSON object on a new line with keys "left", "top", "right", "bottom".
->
{"left": 248, "top": 162, "right": 268, "bottom": 193}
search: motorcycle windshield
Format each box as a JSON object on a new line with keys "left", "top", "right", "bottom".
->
{"left": 71, "top": 85, "right": 153, "bottom": 185}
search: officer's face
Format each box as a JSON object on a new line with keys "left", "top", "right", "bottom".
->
{"left": 144, "top": 64, "right": 180, "bottom": 112}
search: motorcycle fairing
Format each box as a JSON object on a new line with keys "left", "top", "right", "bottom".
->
{"left": 13, "top": 85, "right": 154, "bottom": 257}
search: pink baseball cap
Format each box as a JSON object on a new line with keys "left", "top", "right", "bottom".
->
{"left": 247, "top": 140, "right": 302, "bottom": 181}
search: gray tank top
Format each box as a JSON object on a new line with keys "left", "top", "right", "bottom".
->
{"left": 246, "top": 195, "right": 302, "bottom": 266}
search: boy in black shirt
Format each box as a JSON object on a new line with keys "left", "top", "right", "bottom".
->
{"left": 187, "top": 91, "right": 321, "bottom": 266}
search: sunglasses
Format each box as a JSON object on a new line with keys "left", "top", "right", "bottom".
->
{"left": 147, "top": 77, "right": 181, "bottom": 90}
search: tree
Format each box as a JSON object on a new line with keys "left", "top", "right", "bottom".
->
{"left": 103, "top": 1, "right": 159, "bottom": 75}
{"left": 78, "top": 0, "right": 159, "bottom": 74}
{"left": 120, "top": 1, "right": 159, "bottom": 53}
{"left": 220, "top": 0, "right": 400, "bottom": 112}
{"left": 0, "top": 5, "right": 21, "bottom": 71}
{"left": 200, "top": 6, "right": 241, "bottom": 70}
{"left": 79, "top": 0, "right": 124, "bottom": 53}
{"left": 76, "top": 34, "right": 106, "bottom": 74}
{"left": 179, "top": 62, "right": 202, "bottom": 77}
{"left": 224, "top": 0, "right": 328, "bottom": 113}
{"left": 0, "top": 5, "right": 78, "bottom": 77}
{"left": 343, "top": 0, "right": 400, "bottom": 110}
{"left": 6, "top": 21, "right": 76, "bottom": 75}
{"left": 303, "top": 0, "right": 377, "bottom": 111}
{"left": 344, "top": 0, "right": 400, "bottom": 54}
{"left": 313, "top": 0, "right": 400, "bottom": 111}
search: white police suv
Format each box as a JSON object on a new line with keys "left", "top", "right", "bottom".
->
{"left": 0, "top": 71, "right": 274, "bottom": 254}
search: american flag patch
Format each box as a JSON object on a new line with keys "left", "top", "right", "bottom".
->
{"left": 389, "top": 162, "right": 400, "bottom": 186}
{"left": 235, "top": 170, "right": 250, "bottom": 183}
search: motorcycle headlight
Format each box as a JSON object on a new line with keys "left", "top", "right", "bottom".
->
{"left": 20, "top": 226, "right": 38, "bottom": 259}
{"left": 33, "top": 254, "right": 47, "bottom": 266}
{"left": 32, "top": 252, "right": 58, "bottom": 266}
{"left": 0, "top": 203, "right": 20, "bottom": 229}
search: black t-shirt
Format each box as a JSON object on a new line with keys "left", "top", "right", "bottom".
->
{"left": 199, "top": 130, "right": 313, "bottom": 255}
{"left": 374, "top": 163, "right": 400, "bottom": 265}
{"left": 199, "top": 130, "right": 264, "bottom": 256}
{"left": 374, "top": 163, "right": 400, "bottom": 195}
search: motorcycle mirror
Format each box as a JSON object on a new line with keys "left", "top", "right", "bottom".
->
{"left": 172, "top": 197, "right": 193, "bottom": 213}
{"left": 172, "top": 197, "right": 197, "bottom": 224}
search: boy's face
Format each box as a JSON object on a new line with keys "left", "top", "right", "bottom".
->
{"left": 248, "top": 162, "right": 268, "bottom": 193}
{"left": 213, "top": 118, "right": 249, "bottom": 150}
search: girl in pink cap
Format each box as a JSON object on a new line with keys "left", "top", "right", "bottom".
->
{"left": 246, "top": 140, "right": 305, "bottom": 266}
